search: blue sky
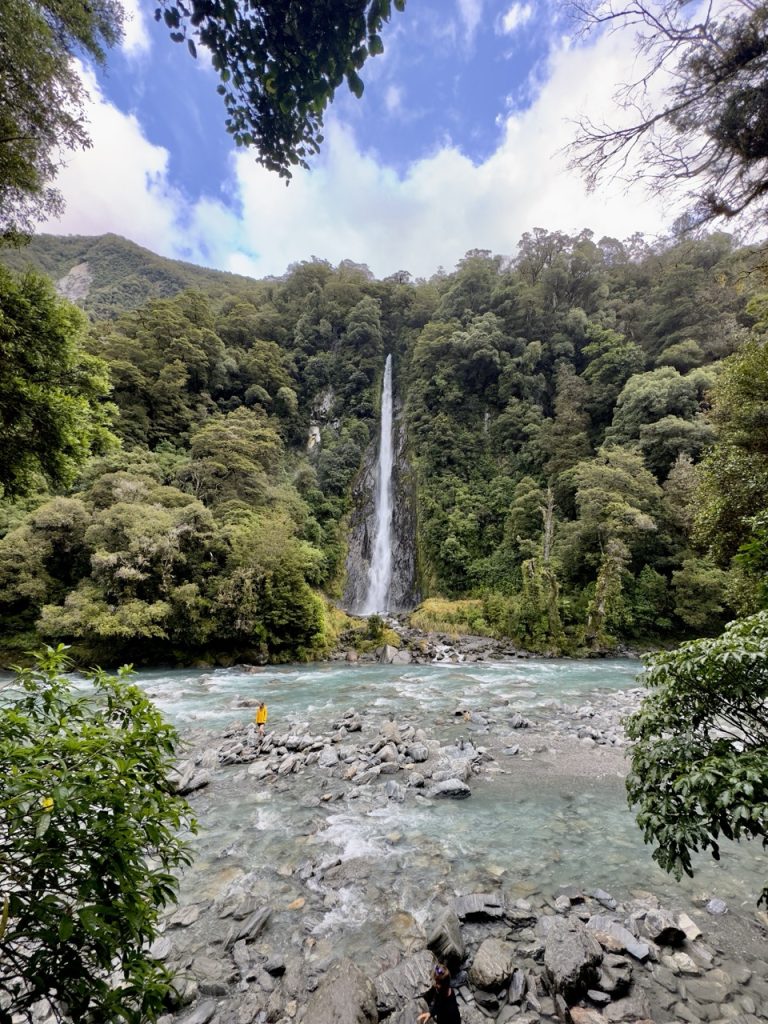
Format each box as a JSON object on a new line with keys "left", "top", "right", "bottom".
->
{"left": 45, "top": 0, "right": 680, "bottom": 279}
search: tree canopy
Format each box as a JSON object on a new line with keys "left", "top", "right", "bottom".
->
{"left": 0, "top": 267, "right": 116, "bottom": 498}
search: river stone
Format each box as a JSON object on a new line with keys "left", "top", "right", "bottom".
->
{"left": 378, "top": 742, "right": 399, "bottom": 763}
{"left": 508, "top": 968, "right": 526, "bottom": 1004}
{"left": 506, "top": 906, "right": 538, "bottom": 930}
{"left": 407, "top": 744, "right": 430, "bottom": 762}
{"left": 677, "top": 911, "right": 703, "bottom": 941}
{"left": 454, "top": 893, "right": 505, "bottom": 921}
{"left": 668, "top": 950, "right": 700, "bottom": 974}
{"left": 382, "top": 719, "right": 402, "bottom": 742}
{"left": 225, "top": 906, "right": 271, "bottom": 947}
{"left": 428, "top": 778, "right": 471, "bottom": 799}
{"left": 642, "top": 908, "right": 686, "bottom": 945}
{"left": 469, "top": 938, "right": 516, "bottom": 991}
{"left": 375, "top": 950, "right": 434, "bottom": 1016}
{"left": 384, "top": 779, "right": 405, "bottom": 802}
{"left": 318, "top": 747, "right": 339, "bottom": 768}
{"left": 687, "top": 940, "right": 715, "bottom": 967}
{"left": 683, "top": 974, "right": 732, "bottom": 1004}
{"left": 543, "top": 918, "right": 603, "bottom": 1000}
{"left": 173, "top": 764, "right": 212, "bottom": 795}
{"left": 306, "top": 959, "right": 377, "bottom": 1024}
{"left": 603, "top": 991, "right": 651, "bottom": 1022}
{"left": 652, "top": 964, "right": 678, "bottom": 993}
{"left": 177, "top": 1001, "right": 218, "bottom": 1024}
{"left": 386, "top": 1000, "right": 427, "bottom": 1024}
{"left": 671, "top": 1003, "right": 702, "bottom": 1024}
{"left": 596, "top": 953, "right": 632, "bottom": 996}
{"left": 169, "top": 905, "right": 201, "bottom": 928}
{"left": 587, "top": 988, "right": 610, "bottom": 1006}
{"left": 392, "top": 650, "right": 412, "bottom": 665}
{"left": 148, "top": 936, "right": 173, "bottom": 960}
{"left": 592, "top": 888, "right": 618, "bottom": 910}
{"left": 586, "top": 914, "right": 651, "bottom": 961}
{"left": 706, "top": 898, "right": 728, "bottom": 915}
{"left": 378, "top": 644, "right": 399, "bottom": 665}
{"left": 426, "top": 908, "right": 465, "bottom": 970}
{"left": 570, "top": 1010, "right": 605, "bottom": 1024}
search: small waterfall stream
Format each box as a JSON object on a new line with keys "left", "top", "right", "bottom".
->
{"left": 361, "top": 354, "right": 394, "bottom": 614}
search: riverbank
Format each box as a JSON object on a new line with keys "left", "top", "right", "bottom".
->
{"left": 148, "top": 664, "right": 767, "bottom": 1024}
{"left": 327, "top": 615, "right": 652, "bottom": 668}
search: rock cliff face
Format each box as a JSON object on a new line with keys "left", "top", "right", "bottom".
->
{"left": 343, "top": 396, "right": 419, "bottom": 614}
{"left": 56, "top": 261, "right": 92, "bottom": 303}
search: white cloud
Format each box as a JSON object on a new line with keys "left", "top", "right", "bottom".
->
{"left": 45, "top": 31, "right": 683, "bottom": 282}
{"left": 499, "top": 3, "right": 534, "bottom": 35}
{"left": 120, "top": 0, "right": 152, "bottom": 58}
{"left": 225, "top": 31, "right": 679, "bottom": 278}
{"left": 384, "top": 85, "right": 404, "bottom": 114}
{"left": 457, "top": 0, "right": 483, "bottom": 45}
{"left": 40, "top": 64, "right": 234, "bottom": 267}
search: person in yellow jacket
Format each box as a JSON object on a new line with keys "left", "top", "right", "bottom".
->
{"left": 255, "top": 701, "right": 268, "bottom": 735}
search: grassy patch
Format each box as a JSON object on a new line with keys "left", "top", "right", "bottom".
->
{"left": 409, "top": 598, "right": 494, "bottom": 638}
{"left": 323, "top": 604, "right": 401, "bottom": 653}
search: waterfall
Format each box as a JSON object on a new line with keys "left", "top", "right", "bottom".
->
{"left": 362, "top": 355, "right": 394, "bottom": 614}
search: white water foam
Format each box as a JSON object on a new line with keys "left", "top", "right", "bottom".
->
{"left": 362, "top": 354, "right": 394, "bottom": 614}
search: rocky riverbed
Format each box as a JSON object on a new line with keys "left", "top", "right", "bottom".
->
{"left": 153, "top": 674, "right": 768, "bottom": 1024}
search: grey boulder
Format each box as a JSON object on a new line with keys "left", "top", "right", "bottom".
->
{"left": 426, "top": 908, "right": 465, "bottom": 970}
{"left": 469, "top": 938, "right": 516, "bottom": 991}
{"left": 543, "top": 918, "right": 603, "bottom": 1000}
{"left": 427, "top": 778, "right": 471, "bottom": 799}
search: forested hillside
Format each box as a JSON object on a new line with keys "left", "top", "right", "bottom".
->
{"left": 0, "top": 233, "right": 259, "bottom": 318}
{"left": 1, "top": 229, "right": 766, "bottom": 665}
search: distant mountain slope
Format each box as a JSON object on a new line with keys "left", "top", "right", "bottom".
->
{"left": 0, "top": 233, "right": 263, "bottom": 318}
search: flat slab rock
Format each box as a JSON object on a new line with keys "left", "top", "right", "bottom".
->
{"left": 453, "top": 893, "right": 505, "bottom": 921}
{"left": 586, "top": 914, "right": 651, "bottom": 961}
{"left": 306, "top": 959, "right": 378, "bottom": 1024}
{"left": 375, "top": 949, "right": 434, "bottom": 1015}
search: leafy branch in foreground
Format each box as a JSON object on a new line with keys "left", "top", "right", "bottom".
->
{"left": 0, "top": 645, "right": 196, "bottom": 1023}
{"left": 154, "top": 0, "right": 406, "bottom": 177}
{"left": 626, "top": 613, "right": 768, "bottom": 906}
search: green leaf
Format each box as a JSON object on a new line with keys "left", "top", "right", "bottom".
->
{"left": 347, "top": 69, "right": 364, "bottom": 99}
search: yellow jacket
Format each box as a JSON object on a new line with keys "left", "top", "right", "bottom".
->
{"left": 256, "top": 705, "right": 268, "bottom": 725}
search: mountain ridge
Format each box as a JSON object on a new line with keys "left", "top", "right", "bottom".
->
{"left": 0, "top": 233, "right": 263, "bottom": 318}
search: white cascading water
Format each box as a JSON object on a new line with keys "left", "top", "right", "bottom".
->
{"left": 362, "top": 354, "right": 394, "bottom": 614}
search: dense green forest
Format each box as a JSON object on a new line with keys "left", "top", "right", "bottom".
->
{"left": 2, "top": 229, "right": 767, "bottom": 665}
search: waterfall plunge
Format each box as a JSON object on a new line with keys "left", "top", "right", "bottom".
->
{"left": 362, "top": 355, "right": 394, "bottom": 614}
